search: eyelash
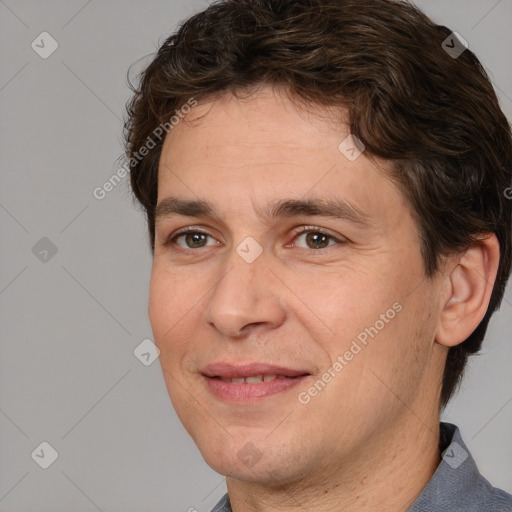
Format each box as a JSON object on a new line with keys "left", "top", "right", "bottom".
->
{"left": 165, "top": 226, "right": 346, "bottom": 250}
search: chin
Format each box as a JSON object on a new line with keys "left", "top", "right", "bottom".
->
{"left": 197, "top": 433, "right": 310, "bottom": 486}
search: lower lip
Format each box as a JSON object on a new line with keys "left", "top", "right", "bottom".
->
{"left": 203, "top": 375, "right": 310, "bottom": 403}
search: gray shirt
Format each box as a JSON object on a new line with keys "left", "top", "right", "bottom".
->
{"left": 210, "top": 422, "right": 512, "bottom": 511}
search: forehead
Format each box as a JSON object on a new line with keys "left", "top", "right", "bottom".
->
{"left": 156, "top": 87, "right": 407, "bottom": 224}
{"left": 161, "top": 87, "right": 351, "bottom": 165}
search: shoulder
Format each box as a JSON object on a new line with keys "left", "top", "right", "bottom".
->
{"left": 475, "top": 476, "right": 512, "bottom": 511}
{"left": 409, "top": 422, "right": 512, "bottom": 511}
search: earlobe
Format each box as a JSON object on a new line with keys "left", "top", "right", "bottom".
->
{"left": 435, "top": 234, "right": 500, "bottom": 348}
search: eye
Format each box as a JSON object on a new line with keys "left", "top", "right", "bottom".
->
{"left": 168, "top": 229, "right": 220, "bottom": 249}
{"left": 164, "top": 226, "right": 345, "bottom": 251}
{"left": 292, "top": 227, "right": 344, "bottom": 250}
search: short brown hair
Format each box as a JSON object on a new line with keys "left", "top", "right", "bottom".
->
{"left": 124, "top": 0, "right": 512, "bottom": 408}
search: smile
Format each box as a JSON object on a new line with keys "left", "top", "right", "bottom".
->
{"left": 203, "top": 374, "right": 310, "bottom": 402}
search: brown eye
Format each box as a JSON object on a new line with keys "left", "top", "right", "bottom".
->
{"left": 171, "top": 230, "right": 218, "bottom": 249}
{"left": 184, "top": 233, "right": 208, "bottom": 248}
{"left": 305, "top": 232, "right": 330, "bottom": 249}
{"left": 294, "top": 230, "right": 339, "bottom": 250}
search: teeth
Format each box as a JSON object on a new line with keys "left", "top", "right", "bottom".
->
{"left": 219, "top": 374, "right": 279, "bottom": 383}
{"left": 245, "top": 375, "right": 263, "bottom": 383}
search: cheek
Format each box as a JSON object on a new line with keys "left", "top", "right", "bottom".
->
{"left": 148, "top": 265, "right": 203, "bottom": 359}
{"left": 347, "top": 282, "right": 438, "bottom": 411}
{"left": 148, "top": 266, "right": 205, "bottom": 426}
{"left": 293, "top": 260, "right": 432, "bottom": 390}
{"left": 289, "top": 265, "right": 400, "bottom": 345}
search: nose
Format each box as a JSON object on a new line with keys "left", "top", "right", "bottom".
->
{"left": 204, "top": 247, "right": 287, "bottom": 339}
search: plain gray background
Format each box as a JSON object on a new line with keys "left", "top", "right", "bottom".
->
{"left": 0, "top": 1, "right": 511, "bottom": 511}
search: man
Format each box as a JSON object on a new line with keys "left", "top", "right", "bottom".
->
{"left": 123, "top": 0, "right": 512, "bottom": 510}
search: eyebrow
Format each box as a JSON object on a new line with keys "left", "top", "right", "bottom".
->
{"left": 154, "top": 196, "right": 371, "bottom": 226}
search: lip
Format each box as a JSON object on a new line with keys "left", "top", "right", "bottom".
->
{"left": 203, "top": 375, "right": 310, "bottom": 402}
{"left": 201, "top": 362, "right": 310, "bottom": 379}
{"left": 201, "top": 362, "right": 312, "bottom": 403}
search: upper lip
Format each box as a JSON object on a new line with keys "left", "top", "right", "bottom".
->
{"left": 201, "top": 362, "right": 311, "bottom": 379}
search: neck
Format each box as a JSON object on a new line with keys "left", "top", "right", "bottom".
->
{"left": 226, "top": 409, "right": 441, "bottom": 512}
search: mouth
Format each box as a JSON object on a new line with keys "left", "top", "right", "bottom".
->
{"left": 201, "top": 362, "right": 312, "bottom": 402}
{"left": 215, "top": 374, "right": 300, "bottom": 383}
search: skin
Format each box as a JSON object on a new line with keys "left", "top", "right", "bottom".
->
{"left": 148, "top": 85, "right": 500, "bottom": 512}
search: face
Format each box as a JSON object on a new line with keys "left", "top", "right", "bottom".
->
{"left": 149, "top": 86, "right": 445, "bottom": 486}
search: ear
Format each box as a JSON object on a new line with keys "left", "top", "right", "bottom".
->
{"left": 435, "top": 234, "right": 500, "bottom": 348}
